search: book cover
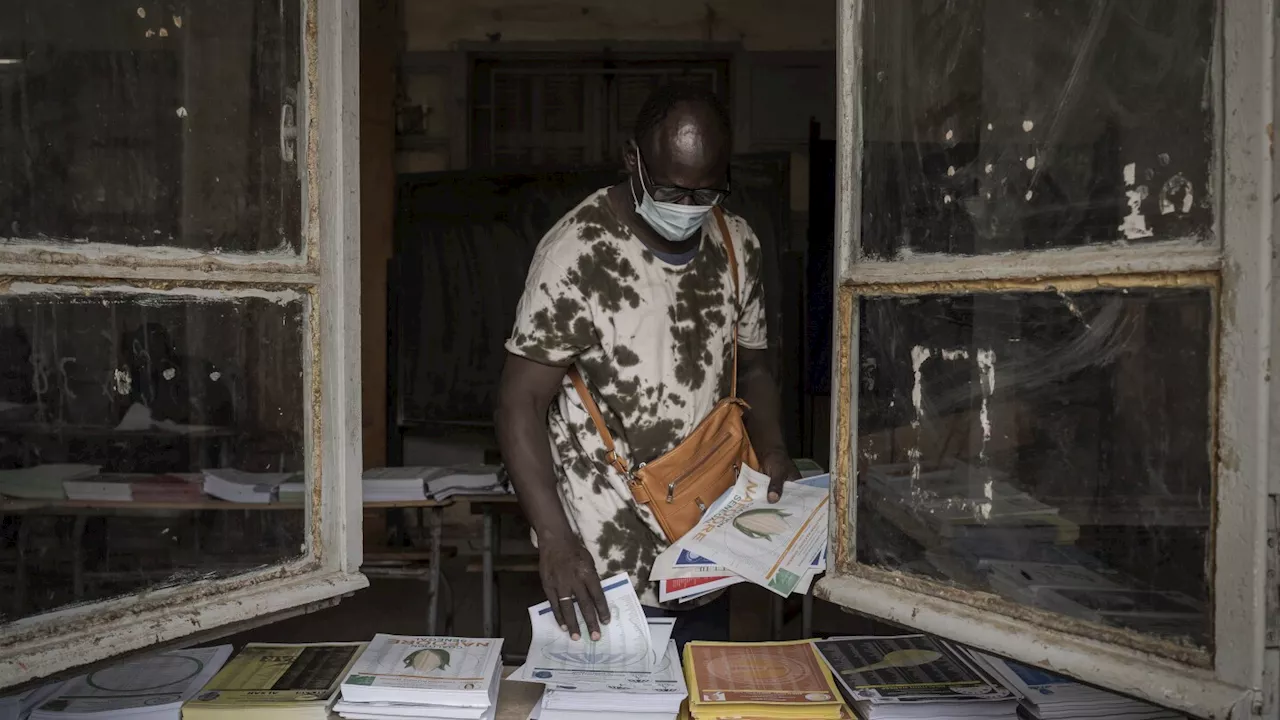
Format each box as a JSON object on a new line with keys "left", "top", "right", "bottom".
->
{"left": 187, "top": 642, "right": 364, "bottom": 707}
{"left": 813, "top": 635, "right": 1012, "bottom": 703}
{"left": 684, "top": 640, "right": 843, "bottom": 708}
{"left": 342, "top": 635, "right": 503, "bottom": 694}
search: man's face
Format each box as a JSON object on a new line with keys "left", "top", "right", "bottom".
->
{"left": 628, "top": 102, "right": 730, "bottom": 207}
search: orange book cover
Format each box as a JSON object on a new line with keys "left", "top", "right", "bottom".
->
{"left": 684, "top": 640, "right": 843, "bottom": 707}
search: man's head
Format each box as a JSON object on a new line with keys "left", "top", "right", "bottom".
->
{"left": 624, "top": 83, "right": 732, "bottom": 241}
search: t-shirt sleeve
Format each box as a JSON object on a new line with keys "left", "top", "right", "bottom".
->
{"left": 734, "top": 220, "right": 769, "bottom": 350}
{"left": 505, "top": 248, "right": 597, "bottom": 366}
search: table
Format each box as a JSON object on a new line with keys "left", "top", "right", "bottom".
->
{"left": 494, "top": 668, "right": 544, "bottom": 719}
{"left": 459, "top": 494, "right": 523, "bottom": 639}
{"left": 1, "top": 497, "right": 453, "bottom": 632}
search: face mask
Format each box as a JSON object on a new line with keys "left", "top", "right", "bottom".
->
{"left": 631, "top": 153, "right": 714, "bottom": 243}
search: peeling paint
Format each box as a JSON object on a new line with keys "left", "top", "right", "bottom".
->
{"left": 1120, "top": 163, "right": 1154, "bottom": 239}
{"left": 209, "top": 371, "right": 222, "bottom": 382}
{"left": 1025, "top": 156, "right": 1036, "bottom": 170}
{"left": 1159, "top": 173, "right": 1194, "bottom": 215}
{"left": 984, "top": 164, "right": 993, "bottom": 174}
{"left": 136, "top": 7, "right": 146, "bottom": 18}
{"left": 6, "top": 281, "right": 304, "bottom": 305}
{"left": 172, "top": 14, "right": 182, "bottom": 27}
{"left": 162, "top": 368, "right": 176, "bottom": 381}
{"left": 1022, "top": 120, "right": 1034, "bottom": 132}
{"left": 175, "top": 107, "right": 187, "bottom": 118}
{"left": 112, "top": 369, "right": 132, "bottom": 396}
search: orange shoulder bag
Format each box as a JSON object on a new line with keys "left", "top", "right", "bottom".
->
{"left": 566, "top": 207, "right": 759, "bottom": 542}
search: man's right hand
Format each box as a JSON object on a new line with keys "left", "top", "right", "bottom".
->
{"left": 538, "top": 535, "right": 611, "bottom": 641}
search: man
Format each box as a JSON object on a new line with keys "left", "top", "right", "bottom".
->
{"left": 495, "top": 84, "right": 797, "bottom": 647}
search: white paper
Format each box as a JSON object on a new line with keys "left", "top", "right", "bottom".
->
{"left": 517, "top": 574, "right": 653, "bottom": 684}
{"left": 515, "top": 616, "right": 680, "bottom": 688}
{"left": 32, "top": 645, "right": 231, "bottom": 717}
{"left": 675, "top": 466, "right": 829, "bottom": 597}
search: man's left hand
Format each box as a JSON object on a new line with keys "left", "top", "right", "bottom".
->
{"left": 760, "top": 450, "right": 800, "bottom": 503}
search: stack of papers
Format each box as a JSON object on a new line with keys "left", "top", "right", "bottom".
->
{"left": 683, "top": 640, "right": 849, "bottom": 719}
{"left": 814, "top": 635, "right": 1018, "bottom": 719}
{"left": 0, "top": 685, "right": 62, "bottom": 720}
{"left": 201, "top": 469, "right": 296, "bottom": 504}
{"left": 650, "top": 470, "right": 829, "bottom": 601}
{"left": 362, "top": 468, "right": 431, "bottom": 503}
{"left": 183, "top": 642, "right": 365, "bottom": 720}
{"left": 514, "top": 575, "right": 687, "bottom": 720}
{"left": 967, "top": 652, "right": 1184, "bottom": 719}
{"left": 279, "top": 480, "right": 306, "bottom": 505}
{"left": 0, "top": 464, "right": 99, "bottom": 501}
{"left": 28, "top": 645, "right": 231, "bottom": 720}
{"left": 334, "top": 634, "right": 503, "bottom": 719}
{"left": 424, "top": 466, "right": 508, "bottom": 501}
{"left": 61, "top": 473, "right": 204, "bottom": 503}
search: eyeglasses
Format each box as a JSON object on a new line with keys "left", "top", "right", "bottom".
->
{"left": 636, "top": 147, "right": 731, "bottom": 207}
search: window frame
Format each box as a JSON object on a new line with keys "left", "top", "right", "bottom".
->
{"left": 0, "top": 0, "right": 366, "bottom": 688}
{"left": 817, "top": 0, "right": 1272, "bottom": 717}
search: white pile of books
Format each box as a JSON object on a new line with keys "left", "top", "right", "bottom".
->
{"left": 649, "top": 469, "right": 829, "bottom": 603}
{"left": 26, "top": 645, "right": 232, "bottom": 720}
{"left": 0, "top": 464, "right": 99, "bottom": 501}
{"left": 183, "top": 642, "right": 365, "bottom": 720}
{"left": 362, "top": 468, "right": 431, "bottom": 503}
{"left": 814, "top": 635, "right": 1018, "bottom": 719}
{"left": 334, "top": 634, "right": 503, "bottom": 720}
{"left": 424, "top": 466, "right": 507, "bottom": 501}
{"left": 514, "top": 575, "right": 687, "bottom": 720}
{"left": 968, "top": 652, "right": 1185, "bottom": 720}
{"left": 201, "top": 469, "right": 296, "bottom": 504}
{"left": 63, "top": 473, "right": 205, "bottom": 503}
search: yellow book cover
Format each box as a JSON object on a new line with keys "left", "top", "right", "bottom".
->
{"left": 182, "top": 642, "right": 365, "bottom": 717}
{"left": 683, "top": 640, "right": 844, "bottom": 719}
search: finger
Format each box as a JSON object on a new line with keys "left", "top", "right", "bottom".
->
{"left": 575, "top": 581, "right": 602, "bottom": 640}
{"left": 583, "top": 573, "right": 611, "bottom": 626}
{"left": 544, "top": 581, "right": 568, "bottom": 631}
{"left": 768, "top": 475, "right": 786, "bottom": 503}
{"left": 560, "top": 594, "right": 582, "bottom": 640}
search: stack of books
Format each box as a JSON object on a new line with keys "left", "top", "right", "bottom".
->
{"left": 201, "top": 469, "right": 296, "bottom": 504}
{"left": 424, "top": 466, "right": 508, "bottom": 501}
{"left": 27, "top": 645, "right": 232, "bottom": 720}
{"left": 0, "top": 464, "right": 99, "bottom": 501}
{"left": 362, "top": 468, "right": 432, "bottom": 503}
{"left": 968, "top": 652, "right": 1185, "bottom": 720}
{"left": 63, "top": 473, "right": 204, "bottom": 503}
{"left": 333, "top": 635, "right": 503, "bottom": 719}
{"left": 682, "top": 640, "right": 852, "bottom": 719}
{"left": 813, "top": 635, "right": 1018, "bottom": 719}
{"left": 182, "top": 642, "right": 365, "bottom": 720}
{"left": 529, "top": 639, "right": 687, "bottom": 720}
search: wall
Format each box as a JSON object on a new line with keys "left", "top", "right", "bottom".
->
{"left": 361, "top": 0, "right": 399, "bottom": 467}
{"left": 401, "top": 0, "right": 836, "bottom": 51}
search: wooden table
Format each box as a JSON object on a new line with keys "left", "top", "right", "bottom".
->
{"left": 494, "top": 668, "right": 544, "bottom": 719}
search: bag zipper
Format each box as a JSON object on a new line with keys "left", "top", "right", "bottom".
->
{"left": 666, "top": 434, "right": 733, "bottom": 503}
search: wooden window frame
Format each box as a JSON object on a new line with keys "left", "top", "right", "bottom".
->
{"left": 0, "top": 0, "right": 366, "bottom": 687}
{"left": 817, "top": 0, "right": 1274, "bottom": 717}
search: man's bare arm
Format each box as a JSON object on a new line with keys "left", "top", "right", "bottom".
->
{"left": 739, "top": 347, "right": 799, "bottom": 501}
{"left": 494, "top": 353, "right": 609, "bottom": 639}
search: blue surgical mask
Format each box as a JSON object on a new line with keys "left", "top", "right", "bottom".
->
{"left": 631, "top": 154, "right": 714, "bottom": 243}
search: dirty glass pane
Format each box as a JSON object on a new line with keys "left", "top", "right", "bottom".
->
{"left": 0, "top": 290, "right": 306, "bottom": 622}
{"left": 855, "top": 288, "right": 1213, "bottom": 651}
{"left": 860, "top": 0, "right": 1215, "bottom": 258}
{"left": 0, "top": 0, "right": 300, "bottom": 251}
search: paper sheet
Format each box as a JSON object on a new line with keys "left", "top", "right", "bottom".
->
{"left": 514, "top": 613, "right": 677, "bottom": 688}
{"left": 516, "top": 574, "right": 653, "bottom": 684}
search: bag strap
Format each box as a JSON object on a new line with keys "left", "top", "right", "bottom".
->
{"left": 712, "top": 207, "right": 741, "bottom": 399}
{"left": 567, "top": 206, "right": 742, "bottom": 477}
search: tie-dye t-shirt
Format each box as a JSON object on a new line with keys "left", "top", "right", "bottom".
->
{"left": 506, "top": 188, "right": 767, "bottom": 605}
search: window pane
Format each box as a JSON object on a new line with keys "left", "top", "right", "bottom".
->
{"left": 0, "top": 0, "right": 300, "bottom": 251}
{"left": 859, "top": 0, "right": 1214, "bottom": 258}
{"left": 855, "top": 288, "right": 1213, "bottom": 651}
{"left": 0, "top": 290, "right": 306, "bottom": 621}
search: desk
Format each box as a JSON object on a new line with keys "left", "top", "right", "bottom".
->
{"left": 494, "top": 668, "right": 544, "bottom": 720}
{"left": 457, "top": 494, "right": 522, "bottom": 639}
{"left": 1, "top": 497, "right": 453, "bottom": 631}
